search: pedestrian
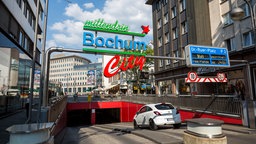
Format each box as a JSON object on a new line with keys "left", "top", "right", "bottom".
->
{"left": 25, "top": 98, "right": 29, "bottom": 118}
{"left": 73, "top": 92, "right": 78, "bottom": 102}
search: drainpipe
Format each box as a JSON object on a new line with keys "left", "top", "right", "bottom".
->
{"left": 26, "top": 0, "right": 40, "bottom": 124}
{"left": 37, "top": 0, "right": 49, "bottom": 123}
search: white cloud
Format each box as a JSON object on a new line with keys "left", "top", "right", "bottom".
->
{"left": 50, "top": 22, "right": 65, "bottom": 31}
{"left": 48, "top": 0, "right": 152, "bottom": 49}
{"left": 83, "top": 3, "right": 94, "bottom": 9}
{"left": 46, "top": 40, "right": 57, "bottom": 49}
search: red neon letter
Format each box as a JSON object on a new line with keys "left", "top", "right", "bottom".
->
{"left": 104, "top": 55, "right": 146, "bottom": 78}
{"left": 104, "top": 55, "right": 121, "bottom": 77}
{"left": 135, "top": 56, "right": 146, "bottom": 70}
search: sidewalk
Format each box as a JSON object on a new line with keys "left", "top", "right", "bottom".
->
{"left": 0, "top": 110, "right": 27, "bottom": 144}
{"left": 222, "top": 124, "right": 256, "bottom": 134}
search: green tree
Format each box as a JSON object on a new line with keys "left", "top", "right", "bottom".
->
{"left": 125, "top": 45, "right": 154, "bottom": 94}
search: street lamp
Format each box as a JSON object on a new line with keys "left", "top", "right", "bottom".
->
{"left": 230, "top": 0, "right": 256, "bottom": 129}
{"left": 230, "top": 7, "right": 245, "bottom": 21}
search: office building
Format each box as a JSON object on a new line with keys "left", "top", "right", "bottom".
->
{"left": 146, "top": 0, "right": 212, "bottom": 95}
{"left": 49, "top": 55, "right": 104, "bottom": 95}
{"left": 0, "top": 0, "right": 47, "bottom": 97}
{"left": 146, "top": 0, "right": 256, "bottom": 97}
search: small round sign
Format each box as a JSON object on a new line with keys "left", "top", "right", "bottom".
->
{"left": 217, "top": 73, "right": 226, "bottom": 82}
{"left": 188, "top": 72, "right": 197, "bottom": 82}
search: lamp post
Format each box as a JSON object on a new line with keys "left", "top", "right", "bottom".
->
{"left": 230, "top": 0, "right": 256, "bottom": 129}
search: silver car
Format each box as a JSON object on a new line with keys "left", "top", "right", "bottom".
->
{"left": 133, "top": 103, "right": 181, "bottom": 130}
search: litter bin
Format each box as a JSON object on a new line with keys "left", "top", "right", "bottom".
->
{"left": 184, "top": 118, "right": 227, "bottom": 144}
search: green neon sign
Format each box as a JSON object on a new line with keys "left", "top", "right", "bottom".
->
{"left": 83, "top": 19, "right": 146, "bottom": 37}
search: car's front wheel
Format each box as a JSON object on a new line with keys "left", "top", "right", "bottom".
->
{"left": 133, "top": 120, "right": 139, "bottom": 129}
{"left": 149, "top": 119, "right": 158, "bottom": 130}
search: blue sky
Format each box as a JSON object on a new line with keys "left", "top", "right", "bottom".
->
{"left": 46, "top": 0, "right": 153, "bottom": 62}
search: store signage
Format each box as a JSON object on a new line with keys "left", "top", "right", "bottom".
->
{"left": 83, "top": 32, "right": 146, "bottom": 50}
{"left": 84, "top": 19, "right": 129, "bottom": 32}
{"left": 104, "top": 55, "right": 146, "bottom": 77}
{"left": 83, "top": 19, "right": 149, "bottom": 78}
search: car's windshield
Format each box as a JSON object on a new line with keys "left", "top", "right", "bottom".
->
{"left": 155, "top": 104, "right": 174, "bottom": 110}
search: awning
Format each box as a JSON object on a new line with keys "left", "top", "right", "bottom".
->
{"left": 120, "top": 85, "right": 127, "bottom": 89}
{"left": 104, "top": 84, "right": 119, "bottom": 91}
{"left": 93, "top": 88, "right": 104, "bottom": 91}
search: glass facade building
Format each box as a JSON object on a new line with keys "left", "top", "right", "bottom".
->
{"left": 0, "top": 0, "right": 46, "bottom": 114}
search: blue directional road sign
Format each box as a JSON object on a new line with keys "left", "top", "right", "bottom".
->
{"left": 185, "top": 45, "right": 230, "bottom": 67}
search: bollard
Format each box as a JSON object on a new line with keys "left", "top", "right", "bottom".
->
{"left": 184, "top": 118, "right": 227, "bottom": 144}
{"left": 88, "top": 94, "right": 91, "bottom": 102}
{"left": 6, "top": 122, "right": 54, "bottom": 144}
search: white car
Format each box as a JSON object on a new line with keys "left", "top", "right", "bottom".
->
{"left": 133, "top": 103, "right": 181, "bottom": 130}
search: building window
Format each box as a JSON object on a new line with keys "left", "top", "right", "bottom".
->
{"left": 222, "top": 13, "right": 233, "bottom": 25}
{"left": 159, "top": 59, "right": 163, "bottom": 67}
{"left": 243, "top": 31, "right": 255, "bottom": 47}
{"left": 158, "top": 37, "right": 162, "bottom": 46}
{"left": 171, "top": 6, "right": 177, "bottom": 18}
{"left": 225, "top": 37, "right": 236, "bottom": 51}
{"left": 19, "top": 30, "right": 24, "bottom": 46}
{"left": 163, "top": 0, "right": 168, "bottom": 5}
{"left": 23, "top": 2, "right": 28, "bottom": 18}
{"left": 172, "top": 28, "right": 178, "bottom": 39}
{"left": 28, "top": 10, "right": 33, "bottom": 26}
{"left": 241, "top": 3, "right": 250, "bottom": 17}
{"left": 24, "top": 36, "right": 28, "bottom": 50}
{"left": 165, "top": 32, "right": 169, "bottom": 43}
{"left": 83, "top": 87, "right": 86, "bottom": 92}
{"left": 156, "top": 0, "right": 161, "bottom": 11}
{"left": 16, "top": 0, "right": 22, "bottom": 8}
{"left": 173, "top": 50, "right": 179, "bottom": 63}
{"left": 181, "top": 21, "right": 187, "bottom": 34}
{"left": 39, "top": 4, "right": 44, "bottom": 21}
{"left": 157, "top": 19, "right": 162, "bottom": 29}
{"left": 164, "top": 13, "right": 168, "bottom": 24}
{"left": 180, "top": 0, "right": 186, "bottom": 12}
{"left": 166, "top": 53, "right": 171, "bottom": 65}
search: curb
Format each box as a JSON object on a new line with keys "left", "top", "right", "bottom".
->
{"left": 0, "top": 109, "right": 24, "bottom": 119}
{"left": 222, "top": 127, "right": 256, "bottom": 134}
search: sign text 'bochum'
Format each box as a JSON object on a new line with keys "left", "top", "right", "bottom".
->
{"left": 185, "top": 45, "right": 230, "bottom": 67}
{"left": 82, "top": 19, "right": 148, "bottom": 78}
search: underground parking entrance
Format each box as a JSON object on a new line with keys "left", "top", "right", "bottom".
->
{"left": 67, "top": 108, "right": 120, "bottom": 126}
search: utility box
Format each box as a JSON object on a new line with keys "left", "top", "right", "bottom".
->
{"left": 184, "top": 118, "right": 227, "bottom": 144}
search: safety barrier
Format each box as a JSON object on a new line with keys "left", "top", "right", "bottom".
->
{"left": 48, "top": 96, "right": 67, "bottom": 136}
{"left": 120, "top": 94, "right": 242, "bottom": 118}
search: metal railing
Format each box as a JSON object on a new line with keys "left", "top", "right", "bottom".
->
{"left": 48, "top": 96, "right": 67, "bottom": 136}
{"left": 120, "top": 94, "right": 242, "bottom": 117}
